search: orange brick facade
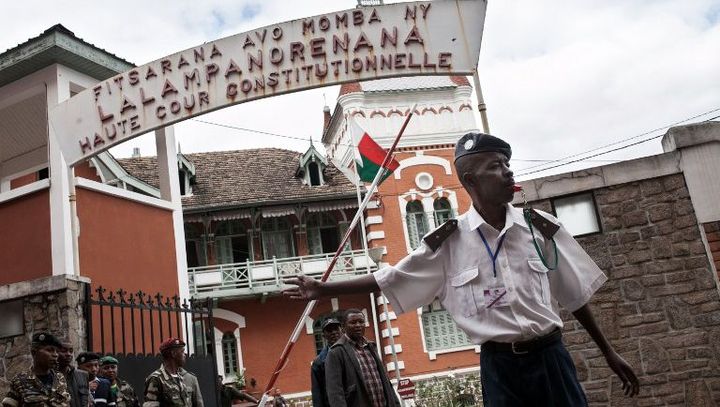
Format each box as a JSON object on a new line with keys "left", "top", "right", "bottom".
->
{"left": 367, "top": 146, "right": 480, "bottom": 377}
{"left": 703, "top": 221, "right": 720, "bottom": 280}
{"left": 215, "top": 294, "right": 374, "bottom": 397}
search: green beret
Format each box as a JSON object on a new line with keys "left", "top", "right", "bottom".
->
{"left": 454, "top": 132, "right": 512, "bottom": 162}
{"left": 100, "top": 355, "right": 119, "bottom": 366}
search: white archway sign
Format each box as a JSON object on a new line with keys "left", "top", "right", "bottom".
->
{"left": 48, "top": 0, "right": 487, "bottom": 165}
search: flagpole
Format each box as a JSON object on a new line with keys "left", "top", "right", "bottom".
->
{"left": 349, "top": 121, "right": 404, "bottom": 389}
{"left": 350, "top": 162, "right": 384, "bottom": 359}
{"left": 258, "top": 105, "right": 417, "bottom": 407}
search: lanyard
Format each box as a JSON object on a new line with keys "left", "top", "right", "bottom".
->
{"left": 477, "top": 228, "right": 506, "bottom": 278}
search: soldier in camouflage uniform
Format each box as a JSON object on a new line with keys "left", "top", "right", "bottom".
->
{"left": 143, "top": 338, "right": 202, "bottom": 407}
{"left": 2, "top": 332, "right": 71, "bottom": 407}
{"left": 99, "top": 356, "right": 138, "bottom": 407}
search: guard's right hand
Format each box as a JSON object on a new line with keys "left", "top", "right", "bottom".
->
{"left": 282, "top": 275, "right": 322, "bottom": 300}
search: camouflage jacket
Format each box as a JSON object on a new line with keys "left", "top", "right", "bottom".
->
{"left": 2, "top": 369, "right": 71, "bottom": 407}
{"left": 112, "top": 380, "right": 138, "bottom": 407}
{"left": 142, "top": 365, "right": 191, "bottom": 407}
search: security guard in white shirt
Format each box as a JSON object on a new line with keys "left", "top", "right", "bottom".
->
{"left": 285, "top": 132, "right": 640, "bottom": 406}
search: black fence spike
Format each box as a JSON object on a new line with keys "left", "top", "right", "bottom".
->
{"left": 96, "top": 286, "right": 107, "bottom": 301}
{"left": 117, "top": 288, "right": 128, "bottom": 304}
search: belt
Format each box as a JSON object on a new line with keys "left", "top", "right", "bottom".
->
{"left": 481, "top": 328, "right": 562, "bottom": 355}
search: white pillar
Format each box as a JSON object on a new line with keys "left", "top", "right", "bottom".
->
{"left": 214, "top": 328, "right": 224, "bottom": 377}
{"left": 155, "top": 127, "right": 192, "bottom": 343}
{"left": 48, "top": 126, "right": 75, "bottom": 276}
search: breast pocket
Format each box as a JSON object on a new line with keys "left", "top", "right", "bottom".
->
{"left": 528, "top": 258, "right": 551, "bottom": 305}
{"left": 449, "top": 267, "right": 479, "bottom": 317}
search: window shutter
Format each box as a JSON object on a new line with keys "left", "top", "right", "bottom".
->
{"left": 422, "top": 307, "right": 472, "bottom": 351}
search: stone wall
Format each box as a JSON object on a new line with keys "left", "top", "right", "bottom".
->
{"left": 530, "top": 173, "right": 720, "bottom": 406}
{"left": 0, "top": 275, "right": 89, "bottom": 397}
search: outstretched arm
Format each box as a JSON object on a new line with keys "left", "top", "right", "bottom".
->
{"left": 572, "top": 304, "right": 640, "bottom": 397}
{"left": 283, "top": 274, "right": 379, "bottom": 300}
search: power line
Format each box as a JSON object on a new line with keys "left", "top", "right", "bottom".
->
{"left": 192, "top": 119, "right": 317, "bottom": 143}
{"left": 513, "top": 158, "right": 621, "bottom": 163}
{"left": 516, "top": 133, "right": 666, "bottom": 177}
{"left": 515, "top": 106, "right": 720, "bottom": 174}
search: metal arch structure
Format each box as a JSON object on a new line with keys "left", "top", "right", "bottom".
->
{"left": 48, "top": 0, "right": 487, "bottom": 166}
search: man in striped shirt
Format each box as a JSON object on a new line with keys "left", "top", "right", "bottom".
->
{"left": 324, "top": 309, "right": 400, "bottom": 407}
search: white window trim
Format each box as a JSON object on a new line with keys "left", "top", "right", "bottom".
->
{"left": 428, "top": 345, "right": 481, "bottom": 361}
{"left": 398, "top": 188, "right": 459, "bottom": 254}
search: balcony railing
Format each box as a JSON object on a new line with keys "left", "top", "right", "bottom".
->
{"left": 188, "top": 249, "right": 378, "bottom": 298}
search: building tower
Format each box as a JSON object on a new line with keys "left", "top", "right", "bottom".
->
{"left": 322, "top": 76, "right": 482, "bottom": 380}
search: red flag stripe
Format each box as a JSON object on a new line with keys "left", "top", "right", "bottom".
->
{"left": 358, "top": 133, "right": 400, "bottom": 170}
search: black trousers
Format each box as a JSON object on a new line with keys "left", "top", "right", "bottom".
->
{"left": 480, "top": 339, "right": 588, "bottom": 407}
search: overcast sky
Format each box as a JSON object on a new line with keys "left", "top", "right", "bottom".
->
{"left": 2, "top": 0, "right": 719, "bottom": 178}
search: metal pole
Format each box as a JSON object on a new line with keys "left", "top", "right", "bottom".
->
{"left": 472, "top": 70, "right": 490, "bottom": 134}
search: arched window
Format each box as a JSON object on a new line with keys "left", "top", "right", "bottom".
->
{"left": 221, "top": 332, "right": 239, "bottom": 375}
{"left": 308, "top": 162, "right": 322, "bottom": 186}
{"left": 215, "top": 220, "right": 250, "bottom": 265}
{"left": 406, "top": 201, "right": 429, "bottom": 250}
{"left": 433, "top": 198, "right": 454, "bottom": 226}
{"left": 261, "top": 217, "right": 295, "bottom": 259}
{"left": 421, "top": 300, "right": 472, "bottom": 351}
{"left": 306, "top": 213, "right": 340, "bottom": 255}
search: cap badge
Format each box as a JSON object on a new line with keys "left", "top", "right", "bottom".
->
{"left": 464, "top": 139, "right": 474, "bottom": 150}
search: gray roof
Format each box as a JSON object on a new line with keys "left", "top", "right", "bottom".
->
{"left": 0, "top": 24, "right": 134, "bottom": 88}
{"left": 118, "top": 149, "right": 358, "bottom": 212}
{"left": 360, "top": 76, "right": 457, "bottom": 92}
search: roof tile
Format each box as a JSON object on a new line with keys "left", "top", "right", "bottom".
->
{"left": 118, "top": 149, "right": 357, "bottom": 211}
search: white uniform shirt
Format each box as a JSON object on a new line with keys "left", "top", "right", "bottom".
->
{"left": 374, "top": 204, "right": 607, "bottom": 344}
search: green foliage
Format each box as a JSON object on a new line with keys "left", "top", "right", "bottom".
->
{"left": 231, "top": 368, "right": 246, "bottom": 389}
{"left": 414, "top": 372, "right": 482, "bottom": 407}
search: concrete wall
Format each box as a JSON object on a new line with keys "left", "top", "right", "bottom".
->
{"left": 0, "top": 275, "right": 89, "bottom": 397}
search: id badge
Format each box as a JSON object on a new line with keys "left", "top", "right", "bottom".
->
{"left": 484, "top": 286, "right": 509, "bottom": 308}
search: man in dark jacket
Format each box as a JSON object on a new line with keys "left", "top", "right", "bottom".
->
{"left": 325, "top": 309, "right": 400, "bottom": 407}
{"left": 58, "top": 342, "right": 90, "bottom": 407}
{"left": 77, "top": 352, "right": 115, "bottom": 407}
{"left": 310, "top": 317, "right": 342, "bottom": 407}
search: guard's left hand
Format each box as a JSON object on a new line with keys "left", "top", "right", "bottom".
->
{"left": 604, "top": 350, "right": 640, "bottom": 397}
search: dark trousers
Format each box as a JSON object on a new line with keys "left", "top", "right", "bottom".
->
{"left": 480, "top": 339, "right": 588, "bottom": 407}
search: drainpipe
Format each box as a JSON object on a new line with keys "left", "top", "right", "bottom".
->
{"left": 69, "top": 169, "right": 80, "bottom": 275}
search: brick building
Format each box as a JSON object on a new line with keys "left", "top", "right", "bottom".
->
{"left": 322, "top": 76, "right": 720, "bottom": 405}
{"left": 117, "top": 145, "right": 381, "bottom": 400}
{"left": 322, "top": 76, "right": 484, "bottom": 385}
{"left": 3, "top": 23, "right": 720, "bottom": 407}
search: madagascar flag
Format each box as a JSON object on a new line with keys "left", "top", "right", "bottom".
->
{"left": 351, "top": 120, "right": 400, "bottom": 183}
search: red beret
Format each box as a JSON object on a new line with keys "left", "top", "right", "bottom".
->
{"left": 159, "top": 337, "right": 186, "bottom": 353}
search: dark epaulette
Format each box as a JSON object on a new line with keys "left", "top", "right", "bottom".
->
{"left": 423, "top": 219, "right": 458, "bottom": 252}
{"left": 524, "top": 208, "right": 560, "bottom": 240}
